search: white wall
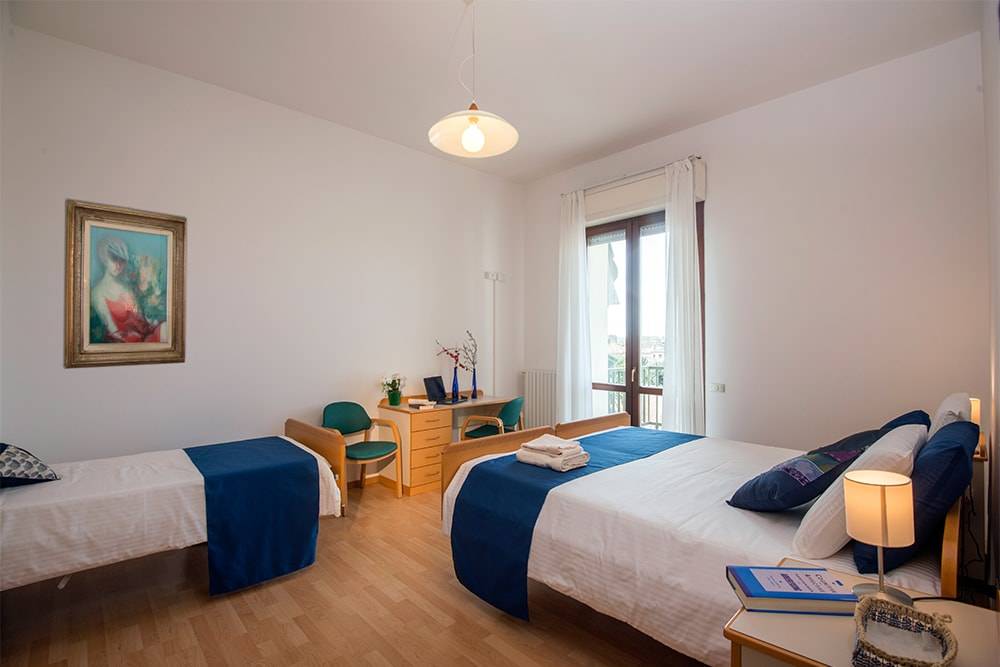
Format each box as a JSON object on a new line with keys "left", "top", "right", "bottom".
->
{"left": 981, "top": 0, "right": 999, "bottom": 584}
{"left": 0, "top": 28, "right": 525, "bottom": 462}
{"left": 524, "top": 33, "right": 991, "bottom": 450}
{"left": 0, "top": 4, "right": 8, "bottom": 439}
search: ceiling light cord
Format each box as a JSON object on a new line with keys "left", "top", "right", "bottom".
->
{"left": 457, "top": 0, "right": 478, "bottom": 104}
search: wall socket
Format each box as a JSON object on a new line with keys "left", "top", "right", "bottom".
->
{"left": 709, "top": 383, "right": 726, "bottom": 393}
{"left": 483, "top": 271, "right": 506, "bottom": 282}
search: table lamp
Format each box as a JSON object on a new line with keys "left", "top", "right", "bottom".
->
{"left": 843, "top": 470, "right": 915, "bottom": 605}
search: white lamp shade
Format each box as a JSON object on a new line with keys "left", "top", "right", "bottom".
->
{"left": 428, "top": 108, "right": 518, "bottom": 158}
{"left": 843, "top": 470, "right": 915, "bottom": 548}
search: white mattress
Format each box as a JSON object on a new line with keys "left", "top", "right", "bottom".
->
{"left": 0, "top": 436, "right": 340, "bottom": 591}
{"left": 442, "top": 430, "right": 941, "bottom": 667}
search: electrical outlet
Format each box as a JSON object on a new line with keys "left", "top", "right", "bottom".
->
{"left": 484, "top": 271, "right": 506, "bottom": 282}
{"left": 709, "top": 383, "right": 726, "bottom": 393}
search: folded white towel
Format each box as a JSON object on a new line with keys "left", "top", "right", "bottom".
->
{"left": 515, "top": 447, "right": 590, "bottom": 472}
{"left": 521, "top": 433, "right": 582, "bottom": 455}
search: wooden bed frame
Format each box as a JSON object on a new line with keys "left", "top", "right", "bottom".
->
{"left": 438, "top": 412, "right": 964, "bottom": 598}
{"left": 285, "top": 419, "right": 349, "bottom": 516}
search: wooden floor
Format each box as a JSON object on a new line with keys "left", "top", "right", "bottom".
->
{"left": 1, "top": 484, "right": 702, "bottom": 666}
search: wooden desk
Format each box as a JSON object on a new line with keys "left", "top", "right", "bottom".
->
{"left": 724, "top": 558, "right": 999, "bottom": 667}
{"left": 377, "top": 393, "right": 512, "bottom": 496}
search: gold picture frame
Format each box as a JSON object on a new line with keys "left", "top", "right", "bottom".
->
{"left": 65, "top": 200, "right": 186, "bottom": 367}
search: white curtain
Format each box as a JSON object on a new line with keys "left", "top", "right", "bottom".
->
{"left": 556, "top": 190, "right": 593, "bottom": 422}
{"left": 662, "top": 159, "right": 705, "bottom": 434}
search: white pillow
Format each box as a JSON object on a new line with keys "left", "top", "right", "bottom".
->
{"left": 791, "top": 424, "right": 926, "bottom": 559}
{"left": 928, "top": 392, "right": 971, "bottom": 438}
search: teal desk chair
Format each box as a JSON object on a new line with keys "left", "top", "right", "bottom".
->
{"left": 322, "top": 401, "right": 402, "bottom": 508}
{"left": 460, "top": 397, "right": 525, "bottom": 440}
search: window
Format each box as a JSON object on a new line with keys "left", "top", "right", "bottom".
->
{"left": 586, "top": 206, "right": 704, "bottom": 428}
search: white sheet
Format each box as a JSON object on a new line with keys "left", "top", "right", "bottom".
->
{"left": 442, "top": 431, "right": 941, "bottom": 667}
{"left": 0, "top": 436, "right": 340, "bottom": 591}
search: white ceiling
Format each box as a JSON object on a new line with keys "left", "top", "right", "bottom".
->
{"left": 10, "top": 1, "right": 983, "bottom": 182}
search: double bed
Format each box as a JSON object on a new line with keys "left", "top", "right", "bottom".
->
{"left": 441, "top": 413, "right": 960, "bottom": 667}
{"left": 1, "top": 419, "right": 345, "bottom": 592}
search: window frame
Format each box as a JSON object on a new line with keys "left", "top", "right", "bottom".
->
{"left": 585, "top": 204, "right": 705, "bottom": 427}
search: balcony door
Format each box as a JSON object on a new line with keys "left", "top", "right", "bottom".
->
{"left": 586, "top": 207, "right": 703, "bottom": 428}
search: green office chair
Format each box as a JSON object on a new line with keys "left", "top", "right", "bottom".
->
{"left": 322, "top": 401, "right": 402, "bottom": 504}
{"left": 460, "top": 396, "right": 525, "bottom": 440}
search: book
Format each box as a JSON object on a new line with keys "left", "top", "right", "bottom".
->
{"left": 726, "top": 565, "right": 858, "bottom": 615}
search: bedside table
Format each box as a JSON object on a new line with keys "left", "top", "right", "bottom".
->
{"left": 723, "top": 559, "right": 999, "bottom": 667}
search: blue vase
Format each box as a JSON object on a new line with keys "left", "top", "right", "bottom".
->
{"left": 451, "top": 366, "right": 460, "bottom": 402}
{"left": 471, "top": 367, "right": 478, "bottom": 399}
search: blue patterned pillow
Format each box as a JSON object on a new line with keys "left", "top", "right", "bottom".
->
{"left": 0, "top": 443, "right": 60, "bottom": 488}
{"left": 727, "top": 410, "right": 930, "bottom": 512}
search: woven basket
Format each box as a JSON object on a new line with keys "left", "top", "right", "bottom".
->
{"left": 852, "top": 596, "right": 958, "bottom": 667}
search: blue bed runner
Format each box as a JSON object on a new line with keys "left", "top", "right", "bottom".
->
{"left": 184, "top": 437, "right": 319, "bottom": 595}
{"left": 450, "top": 427, "right": 702, "bottom": 619}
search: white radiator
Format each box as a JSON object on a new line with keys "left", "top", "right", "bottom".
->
{"left": 523, "top": 369, "right": 557, "bottom": 427}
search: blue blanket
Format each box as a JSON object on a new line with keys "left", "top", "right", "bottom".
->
{"left": 184, "top": 437, "right": 319, "bottom": 595}
{"left": 450, "top": 427, "right": 702, "bottom": 619}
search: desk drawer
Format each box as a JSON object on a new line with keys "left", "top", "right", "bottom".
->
{"left": 411, "top": 445, "right": 445, "bottom": 469}
{"left": 411, "top": 463, "right": 442, "bottom": 487}
{"left": 411, "top": 411, "right": 451, "bottom": 431}
{"left": 411, "top": 425, "right": 452, "bottom": 450}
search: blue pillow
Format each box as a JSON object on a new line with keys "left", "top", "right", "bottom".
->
{"left": 881, "top": 409, "right": 931, "bottom": 431}
{"left": 727, "top": 410, "right": 929, "bottom": 512}
{"left": 854, "top": 420, "right": 978, "bottom": 573}
{"left": 0, "top": 443, "right": 60, "bottom": 488}
{"left": 728, "top": 429, "right": 881, "bottom": 512}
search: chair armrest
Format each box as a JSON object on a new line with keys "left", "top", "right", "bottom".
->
{"left": 370, "top": 417, "right": 402, "bottom": 446}
{"left": 460, "top": 415, "right": 504, "bottom": 438}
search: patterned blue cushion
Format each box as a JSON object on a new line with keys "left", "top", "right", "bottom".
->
{"left": 853, "top": 420, "right": 979, "bottom": 573}
{"left": 727, "top": 410, "right": 930, "bottom": 512}
{"left": 0, "top": 443, "right": 59, "bottom": 488}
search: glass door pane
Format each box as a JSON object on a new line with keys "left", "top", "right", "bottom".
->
{"left": 587, "top": 228, "right": 628, "bottom": 415}
{"left": 638, "top": 222, "right": 665, "bottom": 428}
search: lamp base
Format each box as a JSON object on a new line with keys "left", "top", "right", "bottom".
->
{"left": 852, "top": 583, "right": 913, "bottom": 606}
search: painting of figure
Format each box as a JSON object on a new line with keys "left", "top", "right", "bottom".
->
{"left": 66, "top": 200, "right": 185, "bottom": 367}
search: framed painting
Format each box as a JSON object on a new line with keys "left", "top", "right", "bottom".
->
{"left": 65, "top": 200, "right": 186, "bottom": 367}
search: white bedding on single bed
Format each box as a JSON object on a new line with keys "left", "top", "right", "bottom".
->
{"left": 442, "top": 429, "right": 941, "bottom": 667}
{"left": 0, "top": 436, "right": 340, "bottom": 591}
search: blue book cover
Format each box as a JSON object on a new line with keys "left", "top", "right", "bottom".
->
{"left": 727, "top": 565, "right": 857, "bottom": 601}
{"left": 726, "top": 565, "right": 858, "bottom": 615}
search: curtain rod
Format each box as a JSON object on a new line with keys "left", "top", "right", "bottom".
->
{"left": 561, "top": 154, "right": 702, "bottom": 197}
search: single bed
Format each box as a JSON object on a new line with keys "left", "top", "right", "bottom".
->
{"left": 1, "top": 419, "right": 345, "bottom": 592}
{"left": 440, "top": 414, "right": 960, "bottom": 667}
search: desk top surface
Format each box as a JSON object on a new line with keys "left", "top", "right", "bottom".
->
{"left": 725, "top": 558, "right": 999, "bottom": 667}
{"left": 378, "top": 394, "right": 513, "bottom": 414}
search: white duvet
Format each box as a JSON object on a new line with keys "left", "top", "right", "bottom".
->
{"left": 0, "top": 436, "right": 340, "bottom": 591}
{"left": 442, "top": 431, "right": 940, "bottom": 667}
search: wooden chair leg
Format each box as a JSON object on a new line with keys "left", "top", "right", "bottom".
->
{"left": 359, "top": 463, "right": 367, "bottom": 488}
{"left": 394, "top": 448, "right": 403, "bottom": 499}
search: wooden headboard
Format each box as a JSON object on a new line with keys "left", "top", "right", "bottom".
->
{"left": 285, "top": 418, "right": 348, "bottom": 516}
{"left": 554, "top": 412, "right": 630, "bottom": 439}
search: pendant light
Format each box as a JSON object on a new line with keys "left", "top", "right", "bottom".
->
{"left": 428, "top": 0, "right": 518, "bottom": 158}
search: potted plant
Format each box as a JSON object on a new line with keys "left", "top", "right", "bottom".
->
{"left": 381, "top": 373, "right": 405, "bottom": 406}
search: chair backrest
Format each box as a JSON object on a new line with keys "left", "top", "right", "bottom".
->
{"left": 499, "top": 397, "right": 524, "bottom": 430}
{"left": 322, "top": 401, "right": 372, "bottom": 435}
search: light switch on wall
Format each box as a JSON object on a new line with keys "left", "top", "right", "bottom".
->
{"left": 709, "top": 383, "right": 726, "bottom": 393}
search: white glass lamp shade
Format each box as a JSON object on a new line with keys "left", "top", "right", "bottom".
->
{"left": 428, "top": 106, "right": 518, "bottom": 158}
{"left": 970, "top": 397, "right": 981, "bottom": 425}
{"left": 844, "top": 470, "right": 915, "bottom": 548}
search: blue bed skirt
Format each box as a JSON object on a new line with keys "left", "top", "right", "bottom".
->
{"left": 184, "top": 436, "right": 320, "bottom": 595}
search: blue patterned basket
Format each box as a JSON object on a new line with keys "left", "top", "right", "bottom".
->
{"left": 852, "top": 596, "right": 957, "bottom": 667}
